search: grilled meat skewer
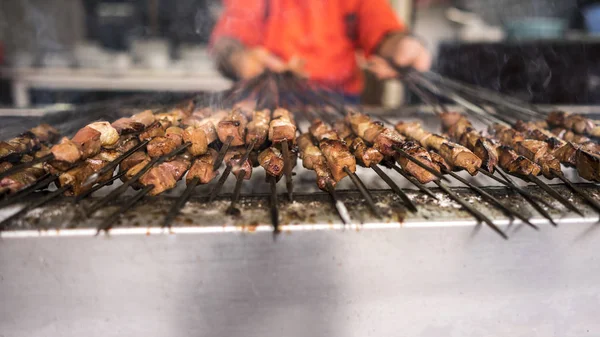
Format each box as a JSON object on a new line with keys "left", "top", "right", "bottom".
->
{"left": 395, "top": 121, "right": 482, "bottom": 175}
{"left": 546, "top": 111, "right": 600, "bottom": 138}
{"left": 345, "top": 111, "right": 440, "bottom": 184}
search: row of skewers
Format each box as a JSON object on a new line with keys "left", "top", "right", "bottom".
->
{"left": 0, "top": 71, "right": 598, "bottom": 239}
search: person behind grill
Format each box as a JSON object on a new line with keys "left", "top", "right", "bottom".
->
{"left": 211, "top": 0, "right": 431, "bottom": 104}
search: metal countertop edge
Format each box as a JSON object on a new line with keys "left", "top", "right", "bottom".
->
{"left": 1, "top": 216, "right": 596, "bottom": 239}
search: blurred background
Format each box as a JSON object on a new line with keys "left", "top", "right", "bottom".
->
{"left": 0, "top": 0, "right": 598, "bottom": 109}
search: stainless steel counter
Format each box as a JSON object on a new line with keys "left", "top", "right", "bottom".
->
{"left": 2, "top": 224, "right": 600, "bottom": 337}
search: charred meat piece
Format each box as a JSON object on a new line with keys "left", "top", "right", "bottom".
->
{"left": 0, "top": 162, "right": 13, "bottom": 173}
{"left": 497, "top": 146, "right": 541, "bottom": 177}
{"left": 224, "top": 149, "right": 252, "bottom": 180}
{"left": 246, "top": 109, "right": 271, "bottom": 148}
{"left": 187, "top": 148, "right": 219, "bottom": 184}
{"left": 183, "top": 127, "right": 209, "bottom": 156}
{"left": 147, "top": 136, "right": 178, "bottom": 158}
{"left": 0, "top": 133, "right": 41, "bottom": 162}
{"left": 131, "top": 110, "right": 156, "bottom": 127}
{"left": 319, "top": 139, "right": 356, "bottom": 182}
{"left": 547, "top": 110, "right": 600, "bottom": 136}
{"left": 395, "top": 141, "right": 440, "bottom": 184}
{"left": 218, "top": 110, "right": 248, "bottom": 146}
{"left": 309, "top": 119, "right": 340, "bottom": 141}
{"left": 258, "top": 147, "right": 284, "bottom": 177}
{"left": 350, "top": 137, "right": 383, "bottom": 168}
{"left": 49, "top": 137, "right": 83, "bottom": 170}
{"left": 345, "top": 112, "right": 384, "bottom": 143}
{"left": 372, "top": 128, "right": 405, "bottom": 157}
{"left": 429, "top": 152, "right": 451, "bottom": 171}
{"left": 575, "top": 149, "right": 600, "bottom": 182}
{"left": 1, "top": 167, "right": 46, "bottom": 194}
{"left": 111, "top": 117, "right": 145, "bottom": 135}
{"left": 514, "top": 120, "right": 577, "bottom": 166}
{"left": 71, "top": 126, "right": 102, "bottom": 158}
{"left": 472, "top": 138, "right": 499, "bottom": 173}
{"left": 397, "top": 121, "right": 481, "bottom": 175}
{"left": 120, "top": 151, "right": 148, "bottom": 173}
{"left": 87, "top": 122, "right": 119, "bottom": 147}
{"left": 297, "top": 134, "right": 325, "bottom": 170}
{"left": 297, "top": 133, "right": 336, "bottom": 191}
{"left": 104, "top": 135, "right": 140, "bottom": 153}
{"left": 438, "top": 142, "right": 482, "bottom": 175}
{"left": 333, "top": 120, "right": 353, "bottom": 140}
{"left": 165, "top": 127, "right": 184, "bottom": 146}
{"left": 124, "top": 155, "right": 152, "bottom": 182}
{"left": 139, "top": 121, "right": 166, "bottom": 141}
{"left": 139, "top": 165, "right": 177, "bottom": 196}
{"left": 269, "top": 108, "right": 297, "bottom": 143}
{"left": 29, "top": 124, "right": 61, "bottom": 144}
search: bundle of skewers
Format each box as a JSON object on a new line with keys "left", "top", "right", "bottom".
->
{"left": 0, "top": 69, "right": 598, "bottom": 240}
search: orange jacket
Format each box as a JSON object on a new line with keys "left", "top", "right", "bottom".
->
{"left": 211, "top": 0, "right": 404, "bottom": 94}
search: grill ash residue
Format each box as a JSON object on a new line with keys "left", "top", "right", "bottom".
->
{"left": 1, "top": 184, "right": 598, "bottom": 231}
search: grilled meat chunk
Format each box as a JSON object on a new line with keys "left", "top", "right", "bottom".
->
{"left": 345, "top": 111, "right": 384, "bottom": 143}
{"left": 111, "top": 117, "right": 145, "bottom": 134}
{"left": 147, "top": 136, "right": 178, "bottom": 158}
{"left": 104, "top": 135, "right": 140, "bottom": 153}
{"left": 575, "top": 149, "right": 600, "bottom": 182}
{"left": 88, "top": 122, "right": 119, "bottom": 147}
{"left": 224, "top": 148, "right": 252, "bottom": 180}
{"left": 139, "top": 121, "right": 166, "bottom": 141}
{"left": 120, "top": 151, "right": 148, "bottom": 173}
{"left": 319, "top": 139, "right": 356, "bottom": 182}
{"left": 497, "top": 146, "right": 542, "bottom": 176}
{"left": 71, "top": 126, "right": 102, "bottom": 159}
{"left": 131, "top": 110, "right": 156, "bottom": 127}
{"left": 258, "top": 147, "right": 284, "bottom": 177}
{"left": 49, "top": 137, "right": 83, "bottom": 170}
{"left": 395, "top": 141, "right": 440, "bottom": 184}
{"left": 309, "top": 119, "right": 340, "bottom": 141}
{"left": 218, "top": 110, "right": 248, "bottom": 146}
{"left": 372, "top": 128, "right": 404, "bottom": 157}
{"left": 165, "top": 127, "right": 184, "bottom": 146}
{"left": 297, "top": 133, "right": 336, "bottom": 191}
{"left": 187, "top": 148, "right": 219, "bottom": 184}
{"left": 183, "top": 127, "right": 209, "bottom": 156}
{"left": 396, "top": 121, "right": 481, "bottom": 175}
{"left": 0, "top": 162, "right": 13, "bottom": 173}
{"left": 246, "top": 109, "right": 271, "bottom": 148}
{"left": 350, "top": 137, "right": 383, "bottom": 168}
{"left": 547, "top": 111, "right": 600, "bottom": 137}
{"left": 1, "top": 167, "right": 46, "bottom": 194}
{"left": 269, "top": 108, "right": 297, "bottom": 143}
{"left": 29, "top": 124, "right": 61, "bottom": 144}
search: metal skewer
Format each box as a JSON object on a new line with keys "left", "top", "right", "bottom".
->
{"left": 96, "top": 184, "right": 154, "bottom": 234}
{"left": 551, "top": 171, "right": 600, "bottom": 216}
{"left": 476, "top": 167, "right": 555, "bottom": 209}
{"left": 161, "top": 177, "right": 200, "bottom": 228}
{"left": 83, "top": 139, "right": 150, "bottom": 186}
{"left": 0, "top": 153, "right": 54, "bottom": 180}
{"left": 388, "top": 164, "right": 439, "bottom": 200}
{"left": 86, "top": 142, "right": 191, "bottom": 217}
{"left": 391, "top": 146, "right": 447, "bottom": 181}
{"left": 226, "top": 172, "right": 245, "bottom": 216}
{"left": 208, "top": 139, "right": 256, "bottom": 202}
{"left": 441, "top": 168, "right": 538, "bottom": 230}
{"left": 494, "top": 168, "right": 558, "bottom": 227}
{"left": 324, "top": 182, "right": 352, "bottom": 225}
{"left": 0, "top": 184, "right": 71, "bottom": 231}
{"left": 213, "top": 135, "right": 234, "bottom": 171}
{"left": 371, "top": 165, "right": 417, "bottom": 213}
{"left": 74, "top": 171, "right": 128, "bottom": 203}
{"left": 343, "top": 166, "right": 382, "bottom": 218}
{"left": 526, "top": 173, "right": 584, "bottom": 216}
{"left": 269, "top": 175, "right": 280, "bottom": 233}
{"left": 432, "top": 180, "right": 508, "bottom": 240}
{"left": 281, "top": 139, "right": 294, "bottom": 202}
{"left": 0, "top": 174, "right": 57, "bottom": 209}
